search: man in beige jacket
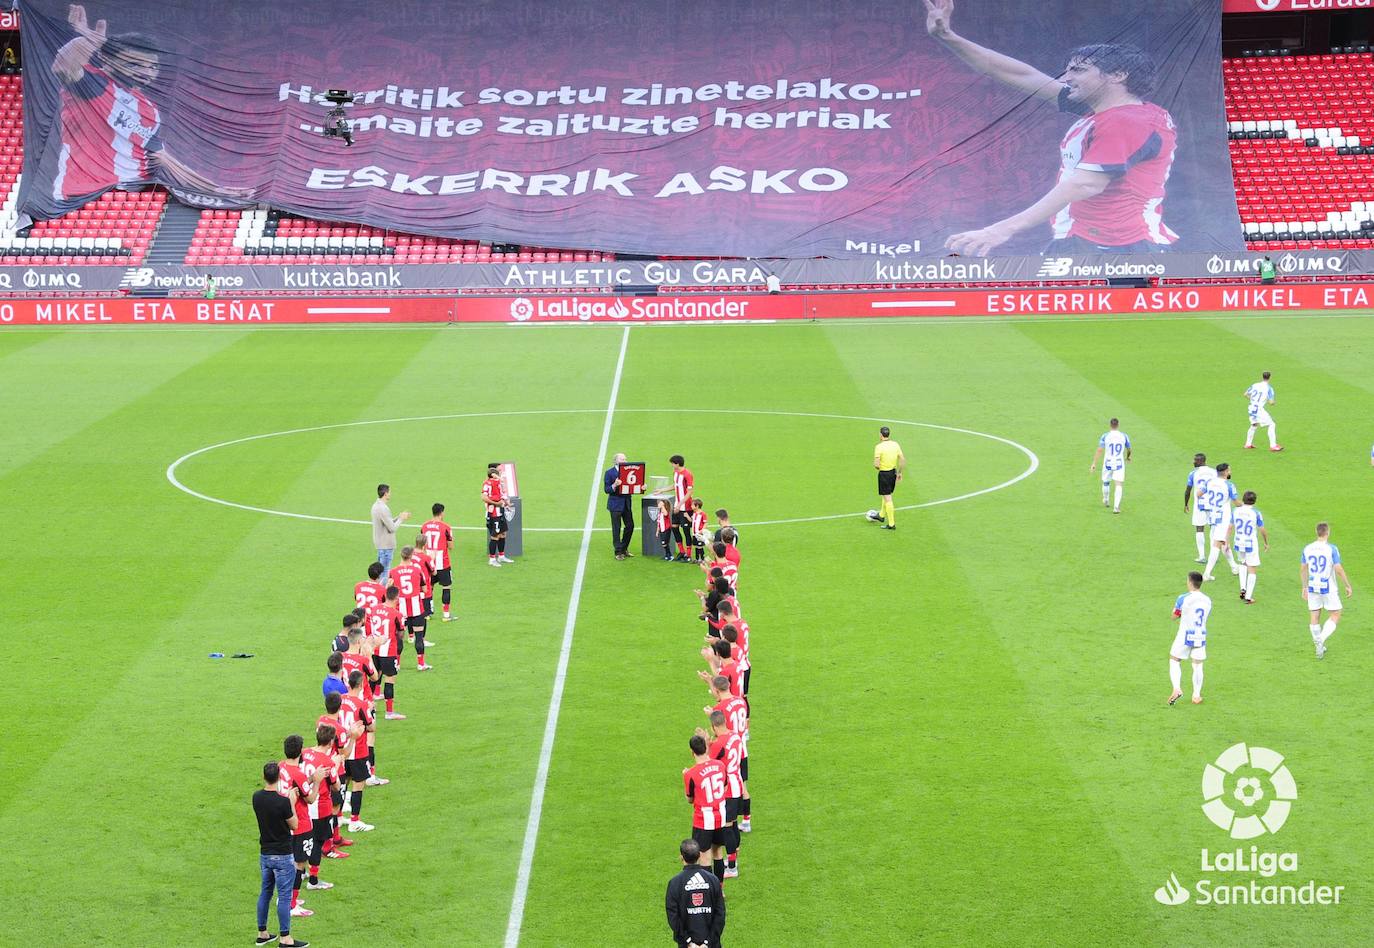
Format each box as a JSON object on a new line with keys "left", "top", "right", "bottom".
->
{"left": 371, "top": 483, "right": 410, "bottom": 583}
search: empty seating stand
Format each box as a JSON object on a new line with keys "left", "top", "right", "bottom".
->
{"left": 1226, "top": 50, "right": 1374, "bottom": 250}
{"left": 185, "top": 207, "right": 614, "bottom": 266}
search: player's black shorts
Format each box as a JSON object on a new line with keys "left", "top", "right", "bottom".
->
{"left": 877, "top": 469, "right": 897, "bottom": 496}
{"left": 331, "top": 787, "right": 344, "bottom": 809}
{"left": 692, "top": 825, "right": 729, "bottom": 850}
{"left": 487, "top": 513, "right": 508, "bottom": 536}
{"left": 742, "top": 667, "right": 751, "bottom": 695}
{"left": 740, "top": 756, "right": 749, "bottom": 783}
{"left": 725, "top": 798, "right": 741, "bottom": 822}
{"left": 345, "top": 758, "right": 371, "bottom": 782}
{"left": 292, "top": 830, "right": 312, "bottom": 864}
{"left": 309, "top": 820, "right": 331, "bottom": 866}
{"left": 433, "top": 567, "right": 452, "bottom": 586}
{"left": 373, "top": 655, "right": 398, "bottom": 677}
{"left": 405, "top": 614, "right": 426, "bottom": 631}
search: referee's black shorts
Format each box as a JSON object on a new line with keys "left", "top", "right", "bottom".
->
{"left": 877, "top": 469, "right": 897, "bottom": 496}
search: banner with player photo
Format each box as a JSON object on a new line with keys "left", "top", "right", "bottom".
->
{"left": 17, "top": 0, "right": 1240, "bottom": 258}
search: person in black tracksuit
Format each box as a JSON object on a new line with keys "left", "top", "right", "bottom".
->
{"left": 665, "top": 838, "right": 726, "bottom": 948}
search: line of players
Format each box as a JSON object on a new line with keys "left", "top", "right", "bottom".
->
{"left": 262, "top": 503, "right": 458, "bottom": 928}
{"left": 1091, "top": 371, "right": 1354, "bottom": 709}
{"left": 680, "top": 511, "right": 752, "bottom": 889}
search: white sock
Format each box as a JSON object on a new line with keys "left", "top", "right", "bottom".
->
{"left": 1245, "top": 425, "right": 1256, "bottom": 447}
{"left": 1268, "top": 425, "right": 1277, "bottom": 448}
{"left": 1309, "top": 623, "right": 1321, "bottom": 642}
{"left": 1245, "top": 572, "right": 1257, "bottom": 599}
{"left": 1204, "top": 545, "right": 1220, "bottom": 577}
{"left": 1101, "top": 481, "right": 1110, "bottom": 502}
{"left": 1319, "top": 618, "right": 1337, "bottom": 645}
{"left": 1237, "top": 565, "right": 1248, "bottom": 591}
{"left": 1195, "top": 532, "right": 1206, "bottom": 558}
{"left": 1192, "top": 663, "right": 1204, "bottom": 699}
{"left": 1169, "top": 660, "right": 1182, "bottom": 692}
{"left": 1114, "top": 484, "right": 1123, "bottom": 510}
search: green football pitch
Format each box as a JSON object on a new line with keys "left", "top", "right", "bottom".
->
{"left": 5, "top": 312, "right": 1372, "bottom": 947}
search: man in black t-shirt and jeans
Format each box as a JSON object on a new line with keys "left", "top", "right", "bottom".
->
{"left": 252, "top": 762, "right": 309, "bottom": 947}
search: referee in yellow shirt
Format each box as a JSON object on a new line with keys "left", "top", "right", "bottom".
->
{"left": 869, "top": 426, "right": 906, "bottom": 530}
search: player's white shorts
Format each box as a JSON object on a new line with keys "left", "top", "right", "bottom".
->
{"left": 1192, "top": 506, "right": 1210, "bottom": 527}
{"left": 1170, "top": 629, "right": 1207, "bottom": 662}
{"left": 1234, "top": 549, "right": 1261, "bottom": 568}
{"left": 1101, "top": 467, "right": 1125, "bottom": 484}
{"left": 1249, "top": 407, "right": 1274, "bottom": 427}
{"left": 1307, "top": 591, "right": 1343, "bottom": 612}
{"left": 1209, "top": 520, "right": 1232, "bottom": 546}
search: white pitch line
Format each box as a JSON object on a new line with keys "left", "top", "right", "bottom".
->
{"left": 165, "top": 409, "right": 1038, "bottom": 529}
{"left": 503, "top": 324, "right": 630, "bottom": 948}
{"left": 869, "top": 300, "right": 956, "bottom": 309}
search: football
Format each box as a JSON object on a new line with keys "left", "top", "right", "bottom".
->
{"left": 866, "top": 509, "right": 880, "bottom": 520}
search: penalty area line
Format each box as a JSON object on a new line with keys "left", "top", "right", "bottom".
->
{"left": 503, "top": 324, "right": 630, "bottom": 947}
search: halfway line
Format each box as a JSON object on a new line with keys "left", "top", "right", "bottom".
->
{"left": 503, "top": 324, "right": 630, "bottom": 947}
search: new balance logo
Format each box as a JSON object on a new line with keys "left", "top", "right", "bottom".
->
{"left": 1037, "top": 257, "right": 1074, "bottom": 277}
{"left": 119, "top": 267, "right": 155, "bottom": 288}
{"left": 683, "top": 872, "right": 711, "bottom": 891}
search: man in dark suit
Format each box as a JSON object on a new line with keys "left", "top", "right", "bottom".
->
{"left": 605, "top": 452, "right": 635, "bottom": 560}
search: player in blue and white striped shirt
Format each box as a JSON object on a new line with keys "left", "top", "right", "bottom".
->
{"left": 1230, "top": 490, "right": 1268, "bottom": 604}
{"left": 1089, "top": 418, "right": 1131, "bottom": 513}
{"left": 1169, "top": 571, "right": 1211, "bottom": 705}
{"left": 1301, "top": 522, "right": 1354, "bottom": 659}
{"left": 1202, "top": 462, "right": 1240, "bottom": 582}
{"left": 1243, "top": 371, "right": 1282, "bottom": 452}
{"left": 1184, "top": 453, "right": 1217, "bottom": 562}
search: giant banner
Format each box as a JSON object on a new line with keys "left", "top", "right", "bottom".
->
{"left": 19, "top": 0, "right": 1239, "bottom": 258}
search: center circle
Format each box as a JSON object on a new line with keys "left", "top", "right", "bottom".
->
{"left": 165, "top": 409, "right": 1038, "bottom": 531}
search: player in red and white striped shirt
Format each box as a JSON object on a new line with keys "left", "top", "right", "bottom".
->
{"left": 697, "top": 639, "right": 742, "bottom": 701}
{"left": 300, "top": 725, "right": 343, "bottom": 884}
{"left": 318, "top": 692, "right": 361, "bottom": 850}
{"left": 702, "top": 710, "right": 745, "bottom": 877}
{"left": 340, "top": 629, "right": 388, "bottom": 790}
{"left": 372, "top": 586, "right": 406, "bottom": 720}
{"left": 721, "top": 624, "right": 750, "bottom": 698}
{"left": 689, "top": 498, "right": 709, "bottom": 563}
{"left": 419, "top": 503, "right": 455, "bottom": 621}
{"left": 707, "top": 677, "right": 752, "bottom": 833}
{"left": 410, "top": 540, "right": 434, "bottom": 618}
{"left": 388, "top": 548, "right": 431, "bottom": 671}
{"left": 703, "top": 544, "right": 738, "bottom": 593}
{"left": 669, "top": 454, "right": 695, "bottom": 562}
{"left": 682, "top": 733, "right": 730, "bottom": 881}
{"left": 354, "top": 562, "right": 386, "bottom": 617}
{"left": 278, "top": 734, "right": 324, "bottom": 915}
{"left": 482, "top": 466, "right": 515, "bottom": 566}
{"left": 339, "top": 671, "right": 376, "bottom": 832}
